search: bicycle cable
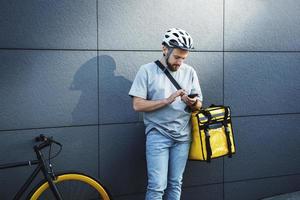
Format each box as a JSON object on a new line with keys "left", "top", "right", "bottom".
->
{"left": 47, "top": 141, "right": 62, "bottom": 162}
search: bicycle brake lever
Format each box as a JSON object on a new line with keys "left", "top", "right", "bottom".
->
{"left": 47, "top": 136, "right": 62, "bottom": 147}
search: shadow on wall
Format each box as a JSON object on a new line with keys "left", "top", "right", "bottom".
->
{"left": 98, "top": 55, "right": 135, "bottom": 124}
{"left": 69, "top": 55, "right": 135, "bottom": 125}
{"left": 70, "top": 56, "right": 98, "bottom": 125}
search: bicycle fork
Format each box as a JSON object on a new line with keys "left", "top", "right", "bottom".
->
{"left": 35, "top": 146, "right": 63, "bottom": 200}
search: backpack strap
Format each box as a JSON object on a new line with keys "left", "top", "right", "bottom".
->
{"left": 154, "top": 60, "right": 182, "bottom": 90}
{"left": 222, "top": 106, "right": 233, "bottom": 158}
{"left": 204, "top": 125, "right": 212, "bottom": 162}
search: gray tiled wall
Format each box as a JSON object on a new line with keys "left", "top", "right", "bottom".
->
{"left": 0, "top": 1, "right": 299, "bottom": 200}
{"left": 224, "top": 52, "right": 300, "bottom": 116}
{"left": 0, "top": 1, "right": 97, "bottom": 49}
{"left": 225, "top": 0, "right": 300, "bottom": 51}
{"left": 0, "top": 50, "right": 98, "bottom": 130}
{"left": 98, "top": 0, "right": 223, "bottom": 51}
{"left": 225, "top": 115, "right": 300, "bottom": 181}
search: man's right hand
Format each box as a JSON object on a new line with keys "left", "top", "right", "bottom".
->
{"left": 132, "top": 89, "right": 186, "bottom": 112}
{"left": 166, "top": 89, "right": 186, "bottom": 104}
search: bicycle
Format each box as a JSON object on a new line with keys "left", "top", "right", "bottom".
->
{"left": 0, "top": 134, "right": 111, "bottom": 200}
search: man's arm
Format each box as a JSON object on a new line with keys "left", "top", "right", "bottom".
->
{"left": 132, "top": 89, "right": 185, "bottom": 112}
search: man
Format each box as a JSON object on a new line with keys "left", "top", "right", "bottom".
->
{"left": 129, "top": 28, "right": 203, "bottom": 200}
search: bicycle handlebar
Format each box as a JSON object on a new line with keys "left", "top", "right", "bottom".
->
{"left": 35, "top": 134, "right": 62, "bottom": 150}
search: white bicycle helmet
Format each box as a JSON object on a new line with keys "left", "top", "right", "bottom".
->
{"left": 162, "top": 28, "right": 194, "bottom": 50}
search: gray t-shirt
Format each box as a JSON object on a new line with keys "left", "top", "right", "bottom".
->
{"left": 129, "top": 61, "right": 203, "bottom": 141}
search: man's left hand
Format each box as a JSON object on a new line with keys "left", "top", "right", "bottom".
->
{"left": 181, "top": 94, "right": 197, "bottom": 107}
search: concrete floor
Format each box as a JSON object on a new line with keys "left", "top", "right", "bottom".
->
{"left": 262, "top": 191, "right": 300, "bottom": 200}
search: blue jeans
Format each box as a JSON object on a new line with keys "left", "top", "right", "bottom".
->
{"left": 145, "top": 130, "right": 190, "bottom": 200}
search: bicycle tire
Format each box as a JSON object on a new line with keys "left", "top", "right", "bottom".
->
{"left": 28, "top": 172, "right": 111, "bottom": 200}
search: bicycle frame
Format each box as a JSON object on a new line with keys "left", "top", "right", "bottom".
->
{"left": 0, "top": 158, "right": 39, "bottom": 200}
{"left": 0, "top": 138, "right": 63, "bottom": 200}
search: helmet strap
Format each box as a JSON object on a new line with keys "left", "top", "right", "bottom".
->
{"left": 165, "top": 47, "right": 174, "bottom": 69}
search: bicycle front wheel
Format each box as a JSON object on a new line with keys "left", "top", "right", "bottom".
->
{"left": 28, "top": 172, "right": 111, "bottom": 200}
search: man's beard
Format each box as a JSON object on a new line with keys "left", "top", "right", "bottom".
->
{"left": 167, "top": 59, "right": 180, "bottom": 71}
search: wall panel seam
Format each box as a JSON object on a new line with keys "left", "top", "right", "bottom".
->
{"left": 96, "top": 0, "right": 100, "bottom": 179}
{"left": 1, "top": 48, "right": 299, "bottom": 53}
{"left": 224, "top": 173, "right": 300, "bottom": 184}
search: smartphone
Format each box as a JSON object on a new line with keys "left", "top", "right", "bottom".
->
{"left": 188, "top": 93, "right": 198, "bottom": 98}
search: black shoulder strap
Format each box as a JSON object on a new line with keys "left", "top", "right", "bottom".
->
{"left": 154, "top": 60, "right": 182, "bottom": 90}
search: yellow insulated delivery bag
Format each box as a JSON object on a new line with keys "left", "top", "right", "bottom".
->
{"left": 189, "top": 105, "right": 236, "bottom": 162}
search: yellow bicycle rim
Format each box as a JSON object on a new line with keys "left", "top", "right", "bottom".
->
{"left": 30, "top": 173, "right": 110, "bottom": 200}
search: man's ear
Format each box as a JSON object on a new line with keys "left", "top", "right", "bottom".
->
{"left": 162, "top": 45, "right": 168, "bottom": 57}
